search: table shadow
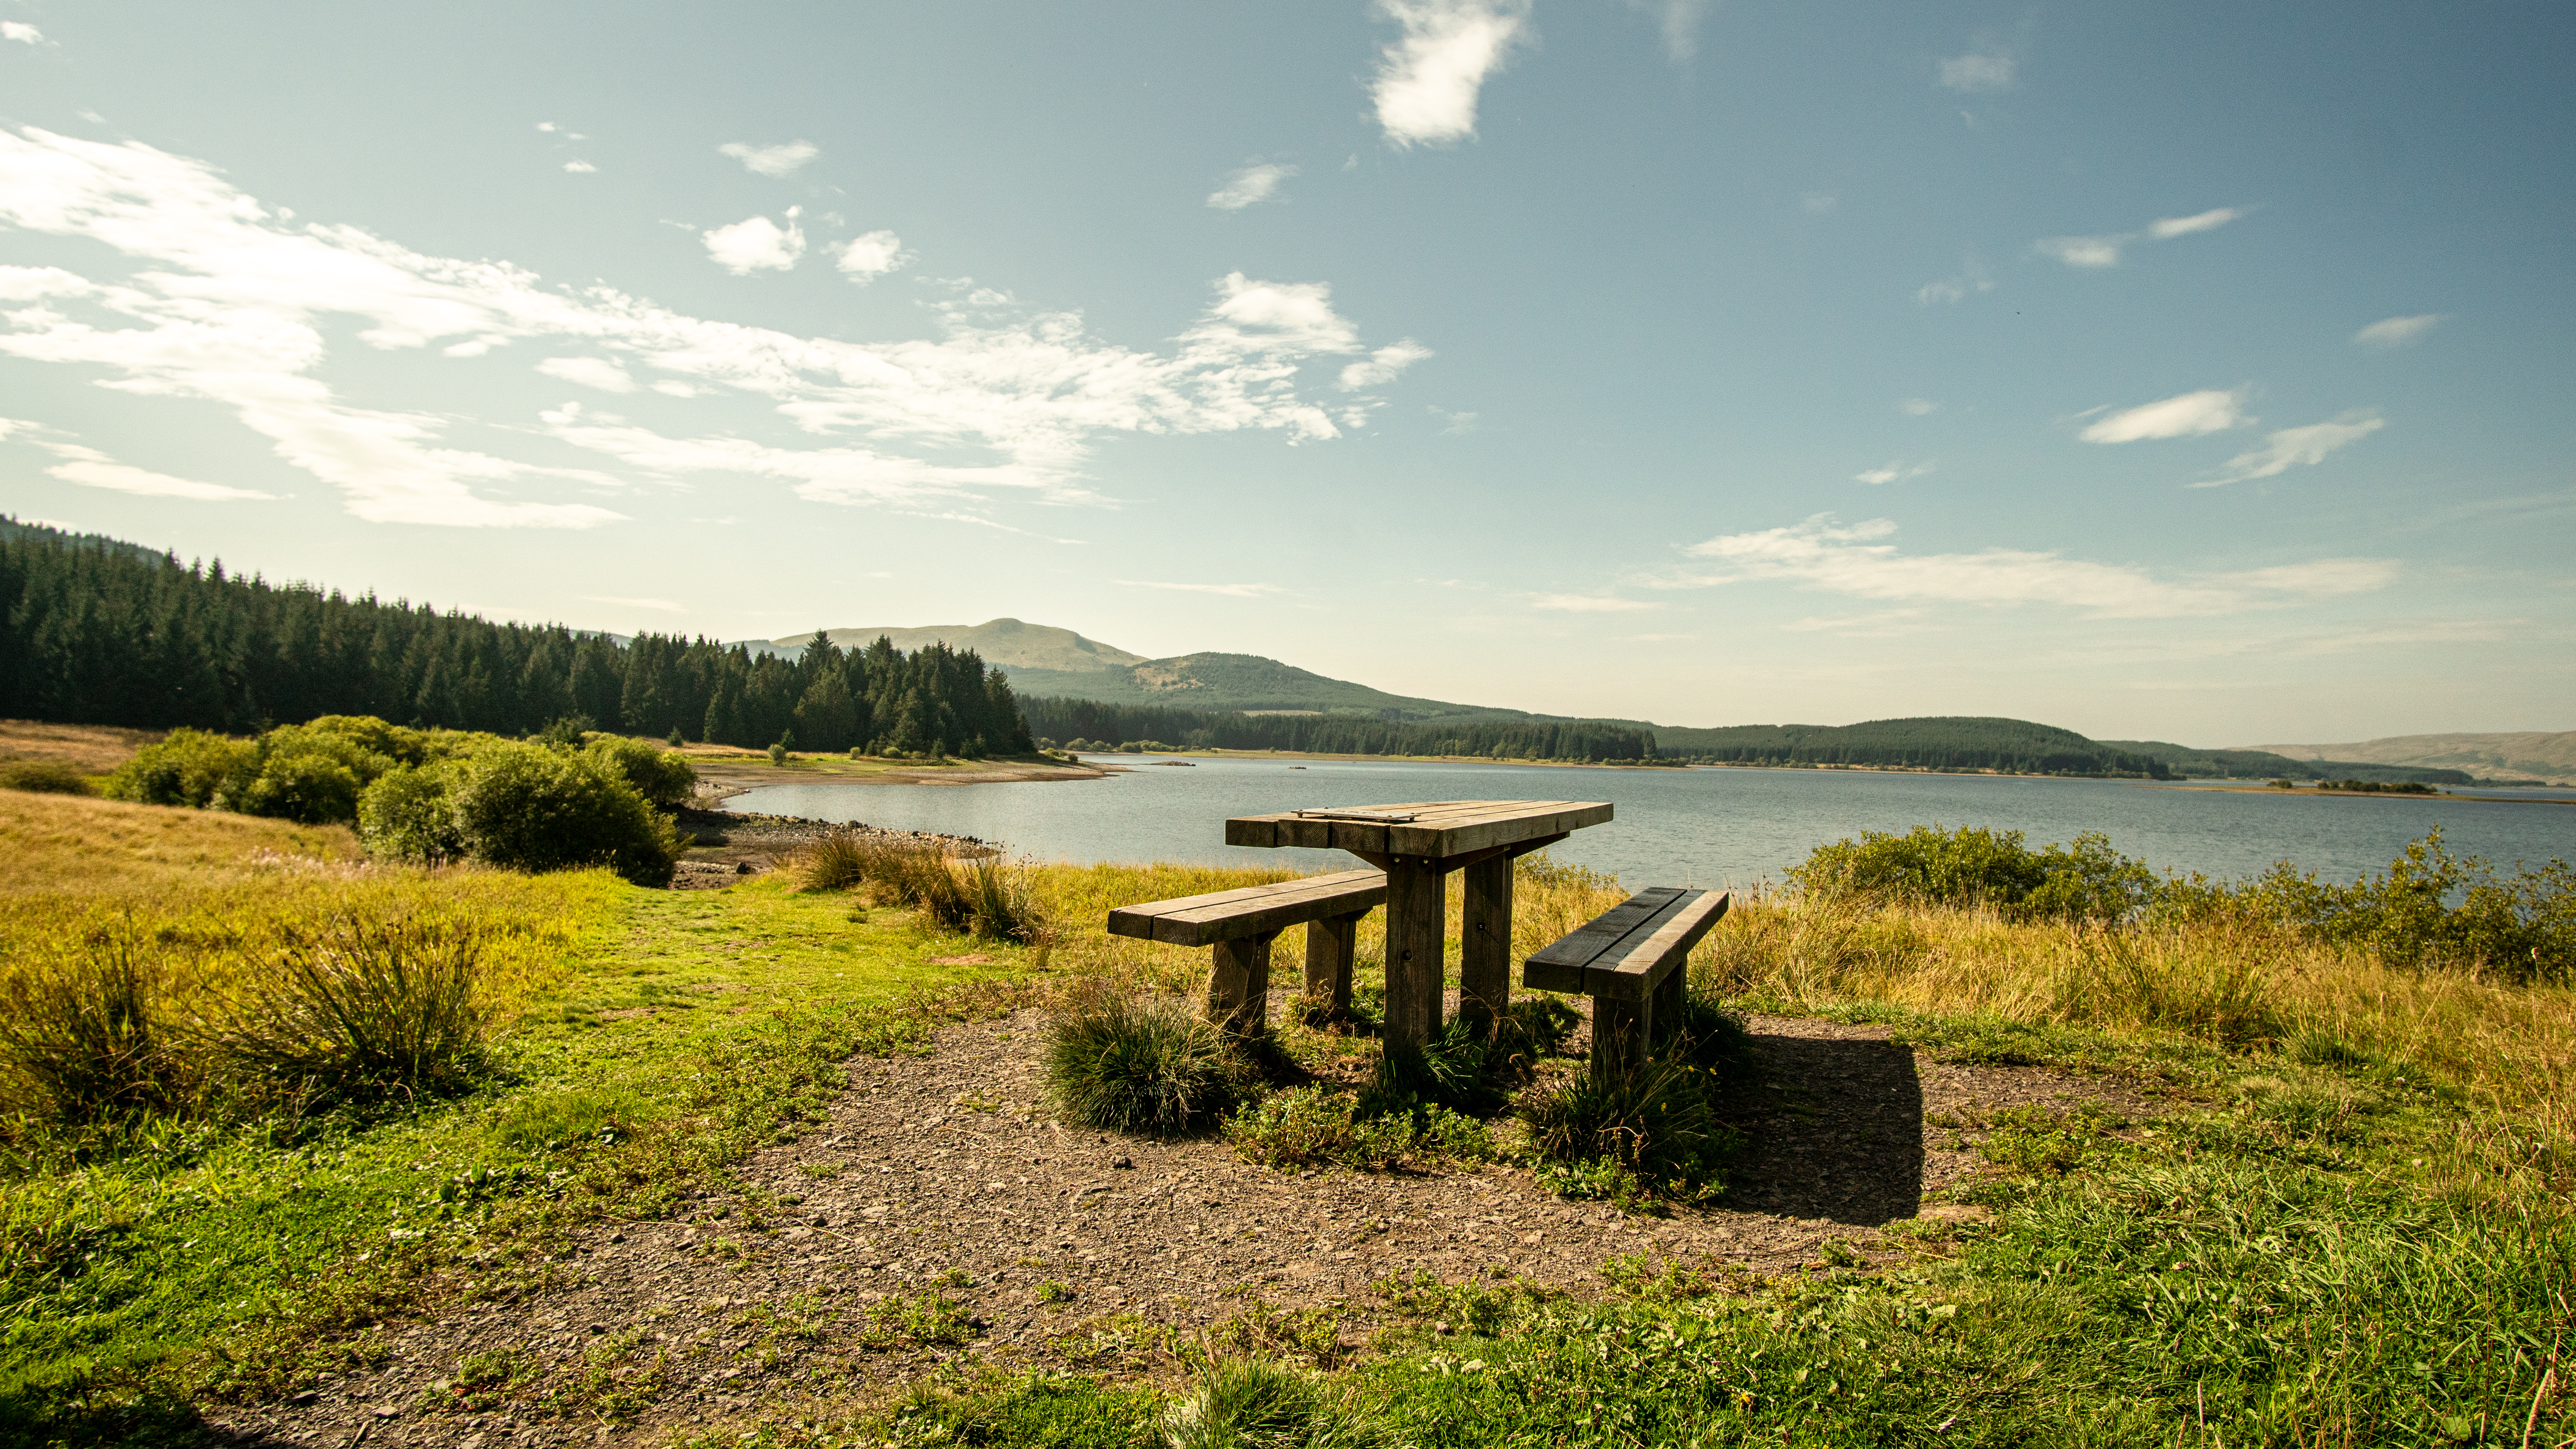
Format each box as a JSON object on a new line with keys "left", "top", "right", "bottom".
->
{"left": 1721, "top": 1033, "right": 1925, "bottom": 1226}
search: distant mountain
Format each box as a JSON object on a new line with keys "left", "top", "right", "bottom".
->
{"left": 736, "top": 618, "right": 1148, "bottom": 674}
{"left": 2238, "top": 731, "right": 2576, "bottom": 785}
{"left": 2102, "top": 740, "right": 2479, "bottom": 786}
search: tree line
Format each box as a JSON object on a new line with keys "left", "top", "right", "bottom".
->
{"left": 1020, "top": 697, "right": 1658, "bottom": 762}
{"left": 0, "top": 520, "right": 1032, "bottom": 757}
{"left": 1649, "top": 716, "right": 2175, "bottom": 778}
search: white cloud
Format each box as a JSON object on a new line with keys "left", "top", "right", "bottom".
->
{"left": 2195, "top": 410, "right": 2384, "bottom": 488}
{"left": 36, "top": 442, "right": 276, "bottom": 501}
{"left": 1916, "top": 264, "right": 1992, "bottom": 305}
{"left": 2080, "top": 388, "right": 2251, "bottom": 443}
{"left": 2034, "top": 235, "right": 2124, "bottom": 269}
{"left": 702, "top": 209, "right": 804, "bottom": 273}
{"left": 1937, "top": 53, "right": 2014, "bottom": 92}
{"left": 1338, "top": 339, "right": 1432, "bottom": 391}
{"left": 1853, "top": 460, "right": 1933, "bottom": 485}
{"left": 535, "top": 122, "right": 558, "bottom": 133}
{"left": 582, "top": 594, "right": 685, "bottom": 612}
{"left": 1370, "top": 0, "right": 1532, "bottom": 148}
{"left": 718, "top": 140, "right": 819, "bottom": 178}
{"left": 2, "top": 22, "right": 43, "bottom": 44}
{"left": 1899, "top": 397, "right": 1939, "bottom": 416}
{"left": 1114, "top": 579, "right": 1280, "bottom": 598}
{"left": 537, "top": 356, "right": 635, "bottom": 393}
{"left": 1629, "top": 0, "right": 1710, "bottom": 62}
{"left": 0, "top": 126, "right": 1411, "bottom": 528}
{"left": 1207, "top": 163, "right": 1298, "bottom": 211}
{"left": 2148, "top": 206, "right": 2242, "bottom": 239}
{"left": 562, "top": 160, "right": 597, "bottom": 174}
{"left": 834, "top": 230, "right": 913, "bottom": 284}
{"left": 2353, "top": 314, "right": 2445, "bottom": 350}
{"left": 1530, "top": 593, "right": 1663, "bottom": 612}
{"left": 1800, "top": 191, "right": 1837, "bottom": 214}
{"left": 1667, "top": 513, "right": 2395, "bottom": 618}
{"left": 1430, "top": 406, "right": 1477, "bottom": 434}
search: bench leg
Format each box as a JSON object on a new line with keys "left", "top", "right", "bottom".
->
{"left": 1207, "top": 930, "right": 1279, "bottom": 1037}
{"left": 1591, "top": 994, "right": 1653, "bottom": 1086}
{"left": 1651, "top": 962, "right": 1688, "bottom": 1047}
{"left": 1304, "top": 912, "right": 1360, "bottom": 1017}
{"left": 1382, "top": 855, "right": 1446, "bottom": 1053}
{"left": 1459, "top": 855, "right": 1512, "bottom": 1036}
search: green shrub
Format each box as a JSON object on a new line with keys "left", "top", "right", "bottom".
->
{"left": 356, "top": 764, "right": 466, "bottom": 862}
{"left": 214, "top": 916, "right": 490, "bottom": 1104}
{"left": 1372, "top": 1016, "right": 1507, "bottom": 1114}
{"left": 234, "top": 750, "right": 366, "bottom": 825}
{"left": 0, "top": 760, "right": 94, "bottom": 795}
{"left": 583, "top": 735, "right": 698, "bottom": 808}
{"left": 442, "top": 741, "right": 680, "bottom": 886}
{"left": 1522, "top": 1049, "right": 1743, "bottom": 1210}
{"left": 1045, "top": 989, "right": 1247, "bottom": 1134}
{"left": 0, "top": 929, "right": 189, "bottom": 1122}
{"left": 1223, "top": 1085, "right": 1493, "bottom": 1172}
{"left": 1791, "top": 824, "right": 2156, "bottom": 922}
{"left": 1163, "top": 1358, "right": 1388, "bottom": 1449}
{"left": 102, "top": 728, "right": 257, "bottom": 808}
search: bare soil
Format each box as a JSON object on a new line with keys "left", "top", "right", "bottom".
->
{"left": 210, "top": 1010, "right": 2163, "bottom": 1448}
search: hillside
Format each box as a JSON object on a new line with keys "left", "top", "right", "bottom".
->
{"left": 2241, "top": 731, "right": 2576, "bottom": 785}
{"left": 1653, "top": 717, "right": 2173, "bottom": 778}
{"left": 740, "top": 618, "right": 1147, "bottom": 674}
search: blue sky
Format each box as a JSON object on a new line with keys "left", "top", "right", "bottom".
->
{"left": 1, "top": 1, "right": 2568, "bottom": 744}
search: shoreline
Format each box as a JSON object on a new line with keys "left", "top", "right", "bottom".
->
{"left": 677, "top": 745, "right": 1112, "bottom": 802}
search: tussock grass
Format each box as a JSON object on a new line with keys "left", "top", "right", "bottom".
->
{"left": 1164, "top": 1358, "right": 1390, "bottom": 1449}
{"left": 213, "top": 914, "right": 492, "bottom": 1106}
{"left": 1043, "top": 985, "right": 1249, "bottom": 1134}
{"left": 790, "top": 829, "right": 1045, "bottom": 943}
{"left": 0, "top": 759, "right": 95, "bottom": 795}
{"left": 0, "top": 925, "right": 185, "bottom": 1121}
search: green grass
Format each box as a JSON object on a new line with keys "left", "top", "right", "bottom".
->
{"left": 0, "top": 874, "right": 1043, "bottom": 1446}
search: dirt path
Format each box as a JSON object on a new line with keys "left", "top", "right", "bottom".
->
{"left": 212, "top": 1014, "right": 2161, "bottom": 1448}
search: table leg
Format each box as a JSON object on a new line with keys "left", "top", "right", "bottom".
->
{"left": 1382, "top": 855, "right": 1446, "bottom": 1052}
{"left": 1208, "top": 930, "right": 1279, "bottom": 1037}
{"left": 1304, "top": 913, "right": 1359, "bottom": 1017}
{"left": 1460, "top": 854, "right": 1512, "bottom": 1036}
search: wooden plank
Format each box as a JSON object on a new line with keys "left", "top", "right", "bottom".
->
{"left": 1107, "top": 869, "right": 1379, "bottom": 928}
{"left": 1224, "top": 817, "right": 1279, "bottom": 848}
{"left": 1585, "top": 891, "right": 1731, "bottom": 1000}
{"left": 1381, "top": 855, "right": 1446, "bottom": 1052}
{"left": 1389, "top": 801, "right": 1611, "bottom": 859}
{"left": 1142, "top": 874, "right": 1388, "bottom": 947}
{"left": 1523, "top": 887, "right": 1683, "bottom": 993}
{"left": 1106, "top": 869, "right": 1382, "bottom": 943}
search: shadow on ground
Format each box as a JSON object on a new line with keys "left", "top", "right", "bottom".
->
{"left": 1725, "top": 1032, "right": 1926, "bottom": 1225}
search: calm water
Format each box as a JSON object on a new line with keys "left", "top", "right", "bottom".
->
{"left": 726, "top": 756, "right": 2576, "bottom": 890}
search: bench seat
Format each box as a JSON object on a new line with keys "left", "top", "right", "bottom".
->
{"left": 1524, "top": 887, "right": 1730, "bottom": 1079}
{"left": 1107, "top": 869, "right": 1386, "bottom": 1034}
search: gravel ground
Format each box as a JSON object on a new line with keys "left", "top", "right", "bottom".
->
{"left": 208, "top": 1008, "right": 2160, "bottom": 1448}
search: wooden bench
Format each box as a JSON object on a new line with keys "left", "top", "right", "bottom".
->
{"left": 1106, "top": 869, "right": 1387, "bottom": 1035}
{"left": 1524, "top": 887, "right": 1731, "bottom": 1081}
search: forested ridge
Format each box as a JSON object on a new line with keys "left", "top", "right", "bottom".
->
{"left": 1649, "top": 717, "right": 2175, "bottom": 777}
{"left": 1020, "top": 698, "right": 1659, "bottom": 762}
{"left": 0, "top": 520, "right": 1032, "bottom": 757}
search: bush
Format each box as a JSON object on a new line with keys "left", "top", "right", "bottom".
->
{"left": 1522, "top": 1045, "right": 1744, "bottom": 1209}
{"left": 234, "top": 750, "right": 366, "bottom": 825}
{"left": 582, "top": 735, "right": 698, "bottom": 809}
{"left": 356, "top": 764, "right": 467, "bottom": 862}
{"left": 444, "top": 742, "right": 680, "bottom": 886}
{"left": 1163, "top": 1358, "right": 1389, "bottom": 1449}
{"left": 1045, "top": 989, "right": 1247, "bottom": 1134}
{"left": 215, "top": 916, "right": 490, "bottom": 1104}
{"left": 1790, "top": 824, "right": 2156, "bottom": 922}
{"left": 0, "top": 760, "right": 93, "bottom": 795}
{"left": 102, "top": 728, "right": 257, "bottom": 808}
{"left": 0, "top": 929, "right": 188, "bottom": 1122}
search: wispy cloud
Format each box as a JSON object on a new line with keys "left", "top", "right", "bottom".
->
{"left": 537, "top": 356, "right": 635, "bottom": 393}
{"left": 1370, "top": 0, "right": 1533, "bottom": 148}
{"left": 1628, "top": 0, "right": 1710, "bottom": 62}
{"left": 1899, "top": 397, "right": 1939, "bottom": 416}
{"left": 1663, "top": 513, "right": 2396, "bottom": 619}
{"left": 3, "top": 22, "right": 46, "bottom": 44}
{"left": 834, "top": 230, "right": 912, "bottom": 284}
{"left": 1916, "top": 261, "right": 1993, "bottom": 306}
{"left": 582, "top": 594, "right": 685, "bottom": 612}
{"left": 1339, "top": 339, "right": 1433, "bottom": 391}
{"left": 36, "top": 441, "right": 277, "bottom": 501}
{"left": 718, "top": 140, "right": 819, "bottom": 178}
{"left": 1937, "top": 52, "right": 2015, "bottom": 92}
{"left": 1114, "top": 579, "right": 1281, "bottom": 598}
{"left": 561, "top": 160, "right": 597, "bottom": 174}
{"left": 0, "top": 126, "right": 1420, "bottom": 528}
{"left": 2194, "top": 411, "right": 2384, "bottom": 488}
{"left": 703, "top": 209, "right": 804, "bottom": 273}
{"left": 1530, "top": 593, "right": 1663, "bottom": 613}
{"left": 1853, "top": 460, "right": 1934, "bottom": 485}
{"left": 2080, "top": 388, "right": 2251, "bottom": 443}
{"left": 1800, "top": 190, "right": 1838, "bottom": 215}
{"left": 2036, "top": 206, "right": 2247, "bottom": 270}
{"left": 1206, "top": 163, "right": 1298, "bottom": 211}
{"left": 2353, "top": 314, "right": 2445, "bottom": 350}
{"left": 1430, "top": 406, "right": 1477, "bottom": 434}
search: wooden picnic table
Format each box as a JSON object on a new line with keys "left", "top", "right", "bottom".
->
{"left": 1225, "top": 799, "right": 1613, "bottom": 1051}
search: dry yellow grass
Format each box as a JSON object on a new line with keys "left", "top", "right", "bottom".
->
{"left": 0, "top": 718, "right": 167, "bottom": 774}
{"left": 0, "top": 790, "right": 358, "bottom": 898}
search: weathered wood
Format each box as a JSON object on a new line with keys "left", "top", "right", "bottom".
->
{"left": 1224, "top": 800, "right": 1612, "bottom": 865}
{"left": 1106, "top": 869, "right": 1384, "bottom": 947}
{"left": 1582, "top": 891, "right": 1731, "bottom": 1001}
{"left": 1207, "top": 930, "right": 1279, "bottom": 1036}
{"left": 1521, "top": 888, "right": 1733, "bottom": 1082}
{"left": 1381, "top": 855, "right": 1447, "bottom": 1052}
{"left": 1458, "top": 854, "right": 1512, "bottom": 1035}
{"left": 1304, "top": 911, "right": 1360, "bottom": 1015}
{"left": 1522, "top": 887, "right": 1685, "bottom": 992}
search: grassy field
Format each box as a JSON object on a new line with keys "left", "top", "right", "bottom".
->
{"left": 3, "top": 781, "right": 2570, "bottom": 1446}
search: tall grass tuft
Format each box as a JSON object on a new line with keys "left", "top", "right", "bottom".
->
{"left": 1044, "top": 986, "right": 1247, "bottom": 1134}
{"left": 1522, "top": 1033, "right": 1745, "bottom": 1208}
{"left": 792, "top": 830, "right": 1044, "bottom": 943}
{"left": 0, "top": 926, "right": 187, "bottom": 1121}
{"left": 1162, "top": 1357, "right": 1389, "bottom": 1449}
{"left": 0, "top": 760, "right": 95, "bottom": 796}
{"left": 215, "top": 915, "right": 491, "bottom": 1105}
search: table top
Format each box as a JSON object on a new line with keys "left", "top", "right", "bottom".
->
{"left": 1224, "top": 799, "right": 1612, "bottom": 861}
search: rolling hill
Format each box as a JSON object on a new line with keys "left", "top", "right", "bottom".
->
{"left": 2241, "top": 731, "right": 2576, "bottom": 785}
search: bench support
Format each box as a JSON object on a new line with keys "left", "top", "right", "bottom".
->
{"left": 1303, "top": 912, "right": 1361, "bottom": 1017}
{"left": 1208, "top": 929, "right": 1282, "bottom": 1036}
{"left": 1382, "top": 856, "right": 1446, "bottom": 1049}
{"left": 1459, "top": 855, "right": 1513, "bottom": 1035}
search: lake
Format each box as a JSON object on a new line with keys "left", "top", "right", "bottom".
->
{"left": 725, "top": 756, "right": 2576, "bottom": 889}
